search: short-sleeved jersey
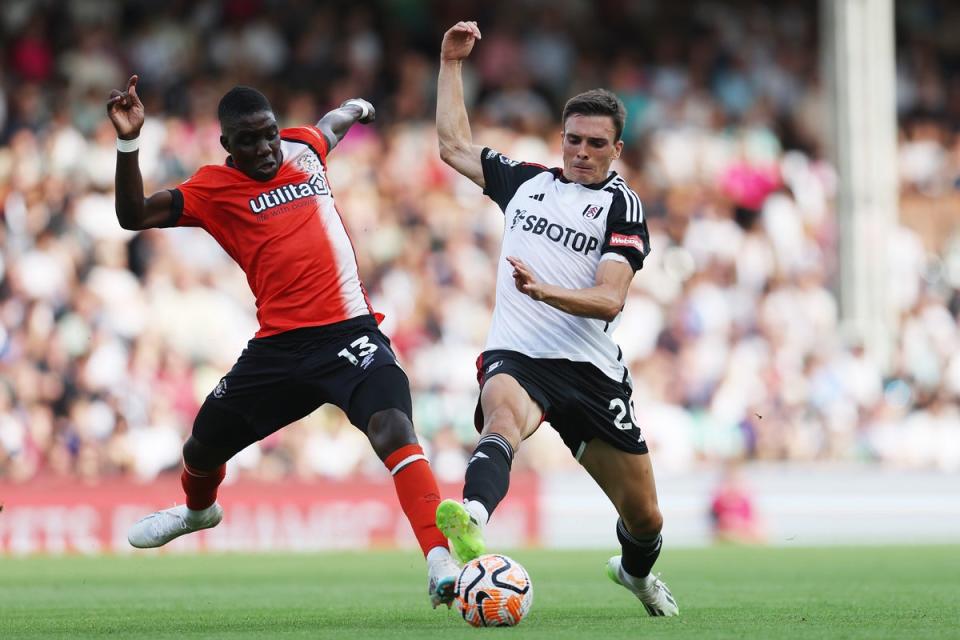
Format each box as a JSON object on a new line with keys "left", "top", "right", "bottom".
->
{"left": 168, "top": 126, "right": 376, "bottom": 338}
{"left": 480, "top": 147, "right": 650, "bottom": 383}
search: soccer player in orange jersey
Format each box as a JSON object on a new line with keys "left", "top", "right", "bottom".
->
{"left": 107, "top": 75, "right": 458, "bottom": 608}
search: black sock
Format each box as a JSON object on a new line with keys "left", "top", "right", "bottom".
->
{"left": 463, "top": 433, "right": 514, "bottom": 518}
{"left": 617, "top": 517, "right": 662, "bottom": 579}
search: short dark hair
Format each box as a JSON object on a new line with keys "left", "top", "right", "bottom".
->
{"left": 561, "top": 89, "right": 627, "bottom": 142}
{"left": 218, "top": 86, "right": 272, "bottom": 128}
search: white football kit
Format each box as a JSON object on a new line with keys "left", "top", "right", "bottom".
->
{"left": 480, "top": 148, "right": 650, "bottom": 384}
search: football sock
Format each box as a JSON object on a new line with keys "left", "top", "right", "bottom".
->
{"left": 463, "top": 499, "right": 489, "bottom": 526}
{"left": 463, "top": 433, "right": 514, "bottom": 519}
{"left": 181, "top": 462, "right": 226, "bottom": 511}
{"left": 426, "top": 546, "right": 453, "bottom": 566}
{"left": 617, "top": 517, "right": 662, "bottom": 579}
{"left": 384, "top": 444, "right": 447, "bottom": 557}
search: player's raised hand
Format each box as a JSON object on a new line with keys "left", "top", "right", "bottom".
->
{"left": 441, "top": 21, "right": 481, "bottom": 61}
{"left": 507, "top": 256, "right": 546, "bottom": 301}
{"left": 107, "top": 75, "right": 144, "bottom": 139}
{"left": 339, "top": 98, "right": 376, "bottom": 124}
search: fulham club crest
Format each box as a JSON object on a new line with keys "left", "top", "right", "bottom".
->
{"left": 582, "top": 204, "right": 604, "bottom": 219}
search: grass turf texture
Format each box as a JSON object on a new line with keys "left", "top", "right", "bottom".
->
{"left": 1, "top": 546, "right": 956, "bottom": 639}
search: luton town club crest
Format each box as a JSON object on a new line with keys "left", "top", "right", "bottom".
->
{"left": 296, "top": 151, "right": 322, "bottom": 174}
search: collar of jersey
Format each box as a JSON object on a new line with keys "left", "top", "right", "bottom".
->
{"left": 556, "top": 170, "right": 619, "bottom": 190}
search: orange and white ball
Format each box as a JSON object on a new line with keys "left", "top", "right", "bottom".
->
{"left": 454, "top": 554, "right": 533, "bottom": 627}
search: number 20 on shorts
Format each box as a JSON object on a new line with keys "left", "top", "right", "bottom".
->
{"left": 609, "top": 398, "right": 643, "bottom": 441}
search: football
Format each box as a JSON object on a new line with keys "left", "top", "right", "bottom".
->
{"left": 454, "top": 554, "right": 533, "bottom": 627}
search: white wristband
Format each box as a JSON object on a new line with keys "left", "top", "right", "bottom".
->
{"left": 116, "top": 136, "right": 140, "bottom": 153}
{"left": 344, "top": 99, "right": 369, "bottom": 120}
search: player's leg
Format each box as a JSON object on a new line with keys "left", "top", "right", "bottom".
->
{"left": 579, "top": 441, "right": 678, "bottom": 616}
{"left": 127, "top": 401, "right": 258, "bottom": 548}
{"left": 346, "top": 363, "right": 458, "bottom": 608}
{"left": 437, "top": 371, "right": 544, "bottom": 562}
{"left": 466, "top": 373, "right": 544, "bottom": 523}
{"left": 129, "top": 334, "right": 320, "bottom": 549}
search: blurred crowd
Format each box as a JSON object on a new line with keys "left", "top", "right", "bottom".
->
{"left": 1, "top": 0, "right": 959, "bottom": 485}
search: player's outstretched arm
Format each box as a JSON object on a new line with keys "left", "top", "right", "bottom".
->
{"left": 437, "top": 21, "right": 485, "bottom": 188}
{"left": 108, "top": 75, "right": 175, "bottom": 230}
{"left": 316, "top": 98, "right": 376, "bottom": 151}
{"left": 507, "top": 257, "right": 634, "bottom": 322}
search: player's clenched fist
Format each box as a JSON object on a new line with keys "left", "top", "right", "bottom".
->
{"left": 106, "top": 74, "right": 144, "bottom": 140}
{"left": 441, "top": 21, "right": 482, "bottom": 61}
{"left": 339, "top": 98, "right": 377, "bottom": 125}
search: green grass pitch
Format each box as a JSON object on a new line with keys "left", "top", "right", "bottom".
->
{"left": 1, "top": 546, "right": 956, "bottom": 639}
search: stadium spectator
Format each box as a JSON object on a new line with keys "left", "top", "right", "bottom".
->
{"left": 0, "top": 0, "right": 958, "bottom": 487}
{"left": 709, "top": 463, "right": 766, "bottom": 544}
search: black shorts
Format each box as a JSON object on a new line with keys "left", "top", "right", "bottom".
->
{"left": 474, "top": 349, "right": 648, "bottom": 458}
{"left": 198, "top": 315, "right": 411, "bottom": 445}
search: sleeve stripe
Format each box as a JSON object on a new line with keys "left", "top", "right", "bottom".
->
{"left": 612, "top": 179, "right": 631, "bottom": 222}
{"left": 625, "top": 185, "right": 636, "bottom": 222}
{"left": 611, "top": 180, "right": 643, "bottom": 223}
{"left": 616, "top": 179, "right": 629, "bottom": 222}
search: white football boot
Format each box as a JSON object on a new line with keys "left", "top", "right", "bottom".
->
{"left": 427, "top": 547, "right": 460, "bottom": 609}
{"left": 127, "top": 503, "right": 223, "bottom": 549}
{"left": 606, "top": 555, "right": 680, "bottom": 617}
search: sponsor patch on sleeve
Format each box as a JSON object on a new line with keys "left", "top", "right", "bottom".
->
{"left": 609, "top": 233, "right": 645, "bottom": 252}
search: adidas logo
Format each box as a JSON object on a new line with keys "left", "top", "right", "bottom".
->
{"left": 468, "top": 452, "right": 489, "bottom": 465}
{"left": 528, "top": 193, "right": 545, "bottom": 201}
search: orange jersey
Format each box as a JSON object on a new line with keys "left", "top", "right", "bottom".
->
{"left": 170, "top": 126, "right": 376, "bottom": 337}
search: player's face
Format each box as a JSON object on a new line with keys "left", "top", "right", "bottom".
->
{"left": 561, "top": 114, "right": 623, "bottom": 185}
{"left": 221, "top": 111, "right": 282, "bottom": 181}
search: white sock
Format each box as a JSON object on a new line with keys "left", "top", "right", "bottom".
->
{"left": 463, "top": 499, "right": 489, "bottom": 526}
{"left": 426, "top": 546, "right": 453, "bottom": 566}
{"left": 617, "top": 561, "right": 652, "bottom": 590}
{"left": 185, "top": 503, "right": 217, "bottom": 524}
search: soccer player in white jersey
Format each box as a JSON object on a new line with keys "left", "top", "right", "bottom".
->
{"left": 433, "top": 21, "right": 679, "bottom": 617}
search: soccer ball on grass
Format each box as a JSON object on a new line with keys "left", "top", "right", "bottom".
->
{"left": 454, "top": 554, "right": 533, "bottom": 627}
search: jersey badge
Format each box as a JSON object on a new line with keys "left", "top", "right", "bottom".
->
{"left": 295, "top": 151, "right": 323, "bottom": 174}
{"left": 582, "top": 204, "right": 604, "bottom": 220}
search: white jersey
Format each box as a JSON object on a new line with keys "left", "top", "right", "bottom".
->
{"left": 480, "top": 148, "right": 650, "bottom": 383}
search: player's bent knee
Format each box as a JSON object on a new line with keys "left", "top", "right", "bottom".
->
{"left": 191, "top": 399, "right": 259, "bottom": 459}
{"left": 366, "top": 408, "right": 418, "bottom": 459}
{"left": 481, "top": 408, "right": 523, "bottom": 449}
{"left": 182, "top": 435, "right": 234, "bottom": 471}
{"left": 622, "top": 505, "right": 663, "bottom": 537}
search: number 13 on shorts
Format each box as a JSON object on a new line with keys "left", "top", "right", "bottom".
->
{"left": 609, "top": 397, "right": 644, "bottom": 442}
{"left": 337, "top": 336, "right": 379, "bottom": 367}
